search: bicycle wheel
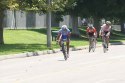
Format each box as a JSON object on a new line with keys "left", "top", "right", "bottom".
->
{"left": 62, "top": 43, "right": 67, "bottom": 60}
{"left": 89, "top": 41, "right": 92, "bottom": 52}
{"left": 89, "top": 45, "right": 91, "bottom": 52}
{"left": 103, "top": 39, "right": 107, "bottom": 53}
{"left": 92, "top": 40, "right": 96, "bottom": 52}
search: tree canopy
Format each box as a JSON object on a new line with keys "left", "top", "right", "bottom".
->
{"left": 18, "top": 0, "right": 73, "bottom": 12}
{"left": 72, "top": 0, "right": 125, "bottom": 19}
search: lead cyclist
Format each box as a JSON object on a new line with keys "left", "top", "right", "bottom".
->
{"left": 56, "top": 25, "right": 71, "bottom": 56}
{"left": 99, "top": 21, "right": 112, "bottom": 49}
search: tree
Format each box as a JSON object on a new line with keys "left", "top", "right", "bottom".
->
{"left": 0, "top": 0, "right": 19, "bottom": 44}
{"left": 54, "top": 0, "right": 79, "bottom": 36}
{"left": 71, "top": 0, "right": 125, "bottom": 35}
{"left": 18, "top": 0, "right": 71, "bottom": 47}
{"left": 64, "top": 0, "right": 80, "bottom": 36}
{"left": 46, "top": 0, "right": 51, "bottom": 47}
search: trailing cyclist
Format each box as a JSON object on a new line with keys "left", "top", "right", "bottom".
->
{"left": 86, "top": 24, "right": 97, "bottom": 52}
{"left": 86, "top": 24, "right": 97, "bottom": 43}
{"left": 86, "top": 24, "right": 97, "bottom": 37}
{"left": 99, "top": 21, "right": 111, "bottom": 49}
{"left": 56, "top": 25, "right": 71, "bottom": 57}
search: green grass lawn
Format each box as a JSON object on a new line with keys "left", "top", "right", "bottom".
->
{"left": 0, "top": 27, "right": 125, "bottom": 55}
{"left": 1, "top": 29, "right": 58, "bottom": 55}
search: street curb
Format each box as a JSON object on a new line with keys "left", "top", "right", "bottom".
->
{"left": 0, "top": 42, "right": 125, "bottom": 61}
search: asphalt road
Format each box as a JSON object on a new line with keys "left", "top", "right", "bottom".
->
{"left": 0, "top": 45, "right": 125, "bottom": 83}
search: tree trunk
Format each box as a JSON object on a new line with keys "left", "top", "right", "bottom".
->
{"left": 46, "top": 0, "right": 51, "bottom": 47}
{"left": 14, "top": 9, "right": 17, "bottom": 29}
{"left": 71, "top": 15, "right": 80, "bottom": 37}
{"left": 0, "top": 10, "right": 4, "bottom": 44}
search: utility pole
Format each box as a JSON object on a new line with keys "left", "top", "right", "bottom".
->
{"left": 46, "top": 0, "right": 51, "bottom": 47}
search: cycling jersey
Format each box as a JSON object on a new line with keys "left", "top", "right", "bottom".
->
{"left": 58, "top": 28, "right": 70, "bottom": 40}
{"left": 86, "top": 27, "right": 96, "bottom": 37}
{"left": 101, "top": 24, "right": 111, "bottom": 32}
{"left": 100, "top": 24, "right": 111, "bottom": 36}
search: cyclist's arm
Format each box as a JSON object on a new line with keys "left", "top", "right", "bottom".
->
{"left": 56, "top": 30, "right": 62, "bottom": 41}
{"left": 99, "top": 26, "right": 103, "bottom": 36}
{"left": 68, "top": 32, "right": 71, "bottom": 37}
{"left": 67, "top": 29, "right": 71, "bottom": 38}
{"left": 93, "top": 28, "right": 97, "bottom": 36}
{"left": 86, "top": 28, "right": 89, "bottom": 38}
{"left": 56, "top": 33, "right": 61, "bottom": 40}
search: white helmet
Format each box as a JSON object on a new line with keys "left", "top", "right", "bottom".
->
{"left": 61, "top": 25, "right": 67, "bottom": 30}
{"left": 106, "top": 21, "right": 111, "bottom": 25}
{"left": 88, "top": 24, "right": 94, "bottom": 28}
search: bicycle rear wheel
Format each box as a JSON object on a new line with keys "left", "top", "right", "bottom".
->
{"left": 103, "top": 39, "right": 107, "bottom": 53}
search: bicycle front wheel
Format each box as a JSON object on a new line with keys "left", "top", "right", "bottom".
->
{"left": 62, "top": 43, "right": 67, "bottom": 60}
{"left": 92, "top": 41, "right": 96, "bottom": 52}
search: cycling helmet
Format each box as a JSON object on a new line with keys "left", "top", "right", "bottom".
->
{"left": 61, "top": 25, "right": 67, "bottom": 30}
{"left": 88, "top": 24, "right": 94, "bottom": 29}
{"left": 106, "top": 21, "right": 111, "bottom": 25}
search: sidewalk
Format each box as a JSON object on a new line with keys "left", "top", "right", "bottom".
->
{"left": 0, "top": 42, "right": 125, "bottom": 61}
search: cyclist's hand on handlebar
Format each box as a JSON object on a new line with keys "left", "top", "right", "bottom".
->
{"left": 99, "top": 33, "right": 102, "bottom": 36}
{"left": 106, "top": 34, "right": 108, "bottom": 37}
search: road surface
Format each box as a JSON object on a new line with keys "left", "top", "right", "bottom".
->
{"left": 0, "top": 45, "right": 125, "bottom": 83}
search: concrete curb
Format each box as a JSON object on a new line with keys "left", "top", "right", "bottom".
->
{"left": 0, "top": 42, "right": 125, "bottom": 61}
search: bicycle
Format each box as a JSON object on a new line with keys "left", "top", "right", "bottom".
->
{"left": 88, "top": 36, "right": 96, "bottom": 52}
{"left": 102, "top": 35, "right": 108, "bottom": 53}
{"left": 61, "top": 39, "right": 68, "bottom": 60}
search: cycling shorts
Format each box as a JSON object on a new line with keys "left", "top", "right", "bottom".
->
{"left": 88, "top": 32, "right": 94, "bottom": 37}
{"left": 103, "top": 31, "right": 109, "bottom": 36}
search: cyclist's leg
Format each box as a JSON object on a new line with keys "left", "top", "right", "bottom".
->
{"left": 106, "top": 36, "right": 110, "bottom": 48}
{"left": 102, "top": 32, "right": 107, "bottom": 44}
{"left": 91, "top": 36, "right": 95, "bottom": 46}
{"left": 93, "top": 36, "right": 96, "bottom": 45}
{"left": 89, "top": 37, "right": 92, "bottom": 46}
{"left": 66, "top": 39, "right": 70, "bottom": 55}
{"left": 102, "top": 36, "right": 105, "bottom": 47}
{"left": 59, "top": 39, "right": 62, "bottom": 51}
{"left": 104, "top": 31, "right": 109, "bottom": 48}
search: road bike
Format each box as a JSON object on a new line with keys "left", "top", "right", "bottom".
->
{"left": 89, "top": 36, "right": 96, "bottom": 52}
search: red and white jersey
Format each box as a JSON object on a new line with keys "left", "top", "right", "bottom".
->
{"left": 86, "top": 27, "right": 96, "bottom": 33}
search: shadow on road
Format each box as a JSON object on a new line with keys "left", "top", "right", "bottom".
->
{"left": 58, "top": 59, "right": 66, "bottom": 61}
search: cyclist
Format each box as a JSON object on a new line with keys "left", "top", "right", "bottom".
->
{"left": 56, "top": 25, "right": 71, "bottom": 56}
{"left": 99, "top": 21, "right": 111, "bottom": 49}
{"left": 86, "top": 24, "right": 97, "bottom": 43}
